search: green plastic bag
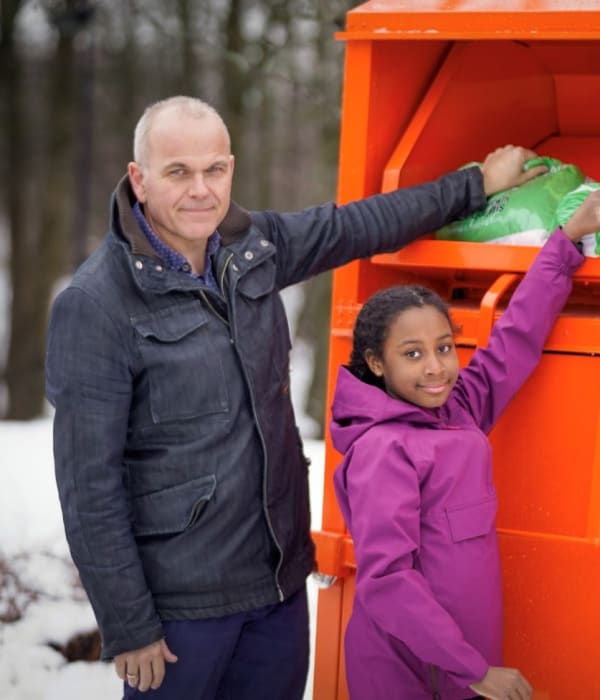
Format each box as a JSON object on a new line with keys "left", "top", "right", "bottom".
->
{"left": 436, "top": 157, "right": 585, "bottom": 244}
{"left": 552, "top": 182, "right": 600, "bottom": 256}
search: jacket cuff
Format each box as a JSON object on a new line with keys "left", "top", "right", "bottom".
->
{"left": 462, "top": 165, "right": 487, "bottom": 214}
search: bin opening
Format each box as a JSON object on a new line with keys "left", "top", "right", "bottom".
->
{"left": 382, "top": 40, "right": 600, "bottom": 191}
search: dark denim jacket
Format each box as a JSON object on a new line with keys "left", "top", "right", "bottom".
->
{"left": 46, "top": 169, "right": 485, "bottom": 658}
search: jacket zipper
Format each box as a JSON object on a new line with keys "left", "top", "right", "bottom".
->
{"left": 219, "top": 252, "right": 234, "bottom": 294}
{"left": 211, "top": 247, "right": 286, "bottom": 602}
{"left": 197, "top": 252, "right": 234, "bottom": 325}
{"left": 198, "top": 288, "right": 228, "bottom": 325}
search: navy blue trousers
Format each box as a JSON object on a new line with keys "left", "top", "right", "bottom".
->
{"left": 123, "top": 588, "right": 309, "bottom": 700}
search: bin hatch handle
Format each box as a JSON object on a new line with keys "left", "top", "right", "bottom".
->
{"left": 477, "top": 273, "right": 519, "bottom": 347}
{"left": 311, "top": 530, "right": 355, "bottom": 579}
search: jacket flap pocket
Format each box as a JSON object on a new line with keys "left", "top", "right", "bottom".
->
{"left": 445, "top": 495, "right": 497, "bottom": 543}
{"left": 236, "top": 261, "right": 276, "bottom": 300}
{"left": 132, "top": 474, "right": 216, "bottom": 537}
{"left": 131, "top": 306, "right": 209, "bottom": 342}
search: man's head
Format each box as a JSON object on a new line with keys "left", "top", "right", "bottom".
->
{"left": 128, "top": 96, "right": 234, "bottom": 263}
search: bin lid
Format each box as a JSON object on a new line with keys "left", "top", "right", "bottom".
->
{"left": 341, "top": 0, "right": 600, "bottom": 39}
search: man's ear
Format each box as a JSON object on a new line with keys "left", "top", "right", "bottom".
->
{"left": 127, "top": 162, "right": 146, "bottom": 203}
{"left": 365, "top": 349, "right": 383, "bottom": 377}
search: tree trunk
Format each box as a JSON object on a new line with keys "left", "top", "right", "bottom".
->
{"left": 4, "top": 28, "right": 75, "bottom": 419}
{"left": 0, "top": 0, "right": 26, "bottom": 418}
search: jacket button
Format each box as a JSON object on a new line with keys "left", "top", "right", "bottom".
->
{"left": 244, "top": 251, "right": 254, "bottom": 261}
{"left": 259, "top": 239, "right": 269, "bottom": 247}
{"left": 155, "top": 265, "right": 163, "bottom": 272}
{"left": 135, "top": 261, "right": 143, "bottom": 270}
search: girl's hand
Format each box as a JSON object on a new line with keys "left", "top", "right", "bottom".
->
{"left": 469, "top": 665, "right": 533, "bottom": 700}
{"left": 562, "top": 189, "right": 600, "bottom": 243}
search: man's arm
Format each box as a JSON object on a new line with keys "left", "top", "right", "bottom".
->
{"left": 46, "top": 287, "right": 164, "bottom": 658}
{"left": 251, "top": 145, "right": 545, "bottom": 289}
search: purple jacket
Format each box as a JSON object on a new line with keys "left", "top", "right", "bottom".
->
{"left": 331, "top": 231, "right": 583, "bottom": 699}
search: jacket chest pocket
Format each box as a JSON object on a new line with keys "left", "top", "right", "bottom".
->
{"left": 236, "top": 263, "right": 291, "bottom": 387}
{"left": 132, "top": 305, "right": 229, "bottom": 423}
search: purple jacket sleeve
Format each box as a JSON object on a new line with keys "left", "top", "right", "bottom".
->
{"left": 454, "top": 230, "right": 584, "bottom": 433}
{"left": 339, "top": 434, "right": 490, "bottom": 686}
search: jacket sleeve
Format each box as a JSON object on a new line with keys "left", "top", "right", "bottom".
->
{"left": 339, "top": 434, "right": 489, "bottom": 686}
{"left": 251, "top": 166, "right": 486, "bottom": 288}
{"left": 454, "top": 230, "right": 584, "bottom": 433}
{"left": 46, "top": 287, "right": 164, "bottom": 659}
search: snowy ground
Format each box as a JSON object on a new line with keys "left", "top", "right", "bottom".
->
{"left": 0, "top": 415, "right": 326, "bottom": 699}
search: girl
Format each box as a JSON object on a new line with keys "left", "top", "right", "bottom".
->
{"left": 330, "top": 192, "right": 600, "bottom": 700}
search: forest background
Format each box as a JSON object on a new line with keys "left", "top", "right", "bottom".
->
{"left": 0, "top": 0, "right": 359, "bottom": 429}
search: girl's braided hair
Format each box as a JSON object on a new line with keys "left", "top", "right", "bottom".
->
{"left": 348, "top": 285, "right": 453, "bottom": 390}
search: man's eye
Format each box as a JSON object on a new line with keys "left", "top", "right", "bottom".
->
{"left": 168, "top": 168, "right": 186, "bottom": 176}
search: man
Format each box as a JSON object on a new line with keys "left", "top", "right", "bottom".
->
{"left": 45, "top": 95, "right": 545, "bottom": 699}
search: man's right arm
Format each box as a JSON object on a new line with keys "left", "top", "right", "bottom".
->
{"left": 46, "top": 287, "right": 164, "bottom": 659}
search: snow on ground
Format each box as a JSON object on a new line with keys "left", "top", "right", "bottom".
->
{"left": 0, "top": 415, "right": 326, "bottom": 699}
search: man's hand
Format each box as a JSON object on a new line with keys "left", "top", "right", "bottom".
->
{"left": 114, "top": 639, "right": 178, "bottom": 692}
{"left": 470, "top": 665, "right": 533, "bottom": 700}
{"left": 481, "top": 145, "right": 548, "bottom": 197}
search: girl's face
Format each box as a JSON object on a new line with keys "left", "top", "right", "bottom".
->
{"left": 365, "top": 305, "right": 459, "bottom": 409}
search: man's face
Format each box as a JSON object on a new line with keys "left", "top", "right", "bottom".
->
{"left": 128, "top": 108, "right": 234, "bottom": 261}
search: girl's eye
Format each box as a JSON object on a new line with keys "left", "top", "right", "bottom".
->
{"left": 405, "top": 349, "right": 421, "bottom": 359}
{"left": 439, "top": 343, "right": 454, "bottom": 354}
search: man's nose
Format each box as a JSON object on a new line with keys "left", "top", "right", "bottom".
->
{"left": 188, "top": 174, "right": 209, "bottom": 197}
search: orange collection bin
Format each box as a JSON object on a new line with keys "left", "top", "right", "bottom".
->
{"left": 312, "top": 2, "right": 600, "bottom": 699}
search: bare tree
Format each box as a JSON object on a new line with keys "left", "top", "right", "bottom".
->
{"left": 0, "top": 0, "right": 32, "bottom": 417}
{"left": 1, "top": 0, "right": 95, "bottom": 419}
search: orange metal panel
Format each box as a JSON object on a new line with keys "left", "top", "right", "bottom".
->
{"left": 539, "top": 136, "right": 600, "bottom": 182}
{"left": 371, "top": 238, "right": 600, "bottom": 278}
{"left": 340, "top": 0, "right": 600, "bottom": 40}
{"left": 588, "top": 411, "right": 600, "bottom": 540}
{"left": 499, "top": 534, "right": 600, "bottom": 697}
{"left": 491, "top": 354, "right": 600, "bottom": 539}
{"left": 313, "top": 584, "right": 345, "bottom": 700}
{"left": 555, "top": 75, "right": 600, "bottom": 136}
{"left": 336, "top": 40, "right": 451, "bottom": 202}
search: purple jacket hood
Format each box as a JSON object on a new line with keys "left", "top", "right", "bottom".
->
{"left": 331, "top": 367, "right": 442, "bottom": 455}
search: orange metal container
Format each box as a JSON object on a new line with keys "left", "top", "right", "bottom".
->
{"left": 312, "top": 2, "right": 600, "bottom": 698}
